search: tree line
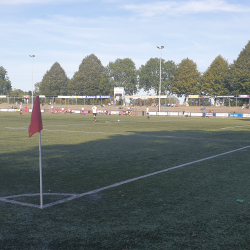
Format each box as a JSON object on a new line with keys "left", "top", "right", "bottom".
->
{"left": 1, "top": 41, "right": 250, "bottom": 103}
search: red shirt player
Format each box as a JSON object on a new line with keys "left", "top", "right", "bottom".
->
{"left": 24, "top": 106, "right": 28, "bottom": 115}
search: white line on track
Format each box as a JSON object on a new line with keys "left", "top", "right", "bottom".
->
{"left": 1, "top": 145, "right": 250, "bottom": 209}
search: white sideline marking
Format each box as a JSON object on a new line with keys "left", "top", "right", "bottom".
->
{"left": 6, "top": 125, "right": 250, "bottom": 143}
{"left": 43, "top": 129, "right": 127, "bottom": 135}
{"left": 43, "top": 120, "right": 176, "bottom": 127}
{"left": 42, "top": 129, "right": 250, "bottom": 143}
{"left": 0, "top": 193, "right": 77, "bottom": 209}
{"left": 221, "top": 125, "right": 250, "bottom": 130}
{"left": 5, "top": 125, "right": 250, "bottom": 142}
{"left": 5, "top": 126, "right": 27, "bottom": 130}
{"left": 1, "top": 145, "right": 250, "bottom": 209}
{"left": 134, "top": 134, "right": 249, "bottom": 142}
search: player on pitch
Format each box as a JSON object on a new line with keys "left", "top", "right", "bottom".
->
{"left": 24, "top": 106, "right": 28, "bottom": 115}
{"left": 146, "top": 106, "right": 149, "bottom": 119}
{"left": 92, "top": 105, "right": 97, "bottom": 122}
{"left": 19, "top": 102, "right": 22, "bottom": 115}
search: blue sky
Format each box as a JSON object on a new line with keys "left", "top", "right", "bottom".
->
{"left": 1, "top": 0, "right": 250, "bottom": 92}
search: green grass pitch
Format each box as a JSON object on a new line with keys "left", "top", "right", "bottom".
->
{"left": 1, "top": 112, "right": 250, "bottom": 249}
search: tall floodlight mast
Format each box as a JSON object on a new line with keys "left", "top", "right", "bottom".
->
{"left": 156, "top": 46, "right": 164, "bottom": 112}
{"left": 29, "top": 55, "right": 35, "bottom": 108}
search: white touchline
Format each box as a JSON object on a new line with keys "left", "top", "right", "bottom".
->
{"left": 1, "top": 145, "right": 250, "bottom": 209}
{"left": 43, "top": 129, "right": 127, "bottom": 135}
{"left": 221, "top": 125, "right": 250, "bottom": 130}
{"left": 32, "top": 128, "right": 250, "bottom": 143}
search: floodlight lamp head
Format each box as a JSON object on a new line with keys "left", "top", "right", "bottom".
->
{"left": 29, "top": 55, "right": 35, "bottom": 57}
{"left": 157, "top": 46, "right": 160, "bottom": 49}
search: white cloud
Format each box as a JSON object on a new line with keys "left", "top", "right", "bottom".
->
{"left": 123, "top": 0, "right": 250, "bottom": 17}
{"left": 1, "top": 0, "right": 250, "bottom": 92}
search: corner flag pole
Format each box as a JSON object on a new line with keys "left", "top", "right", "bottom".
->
{"left": 39, "top": 131, "right": 43, "bottom": 209}
{"left": 29, "top": 96, "right": 43, "bottom": 209}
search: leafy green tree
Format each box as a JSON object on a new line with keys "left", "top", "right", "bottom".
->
{"left": 138, "top": 58, "right": 158, "bottom": 94}
{"left": 164, "top": 60, "right": 177, "bottom": 94}
{"left": 171, "top": 58, "right": 201, "bottom": 101}
{"left": 39, "top": 62, "right": 69, "bottom": 96}
{"left": 34, "top": 82, "right": 41, "bottom": 96}
{"left": 107, "top": 58, "right": 137, "bottom": 95}
{"left": 0, "top": 66, "right": 12, "bottom": 94}
{"left": 138, "top": 58, "right": 176, "bottom": 95}
{"left": 70, "top": 54, "right": 104, "bottom": 96}
{"left": 9, "top": 89, "right": 26, "bottom": 104}
{"left": 99, "top": 67, "right": 113, "bottom": 96}
{"left": 11, "top": 89, "right": 24, "bottom": 96}
{"left": 229, "top": 41, "right": 250, "bottom": 95}
{"left": 201, "top": 55, "right": 230, "bottom": 96}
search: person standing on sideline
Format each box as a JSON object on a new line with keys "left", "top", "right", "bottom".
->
{"left": 19, "top": 102, "right": 22, "bottom": 115}
{"left": 146, "top": 106, "right": 149, "bottom": 119}
{"left": 92, "top": 105, "right": 97, "bottom": 122}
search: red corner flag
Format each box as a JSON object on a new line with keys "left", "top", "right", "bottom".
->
{"left": 29, "top": 96, "right": 43, "bottom": 138}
